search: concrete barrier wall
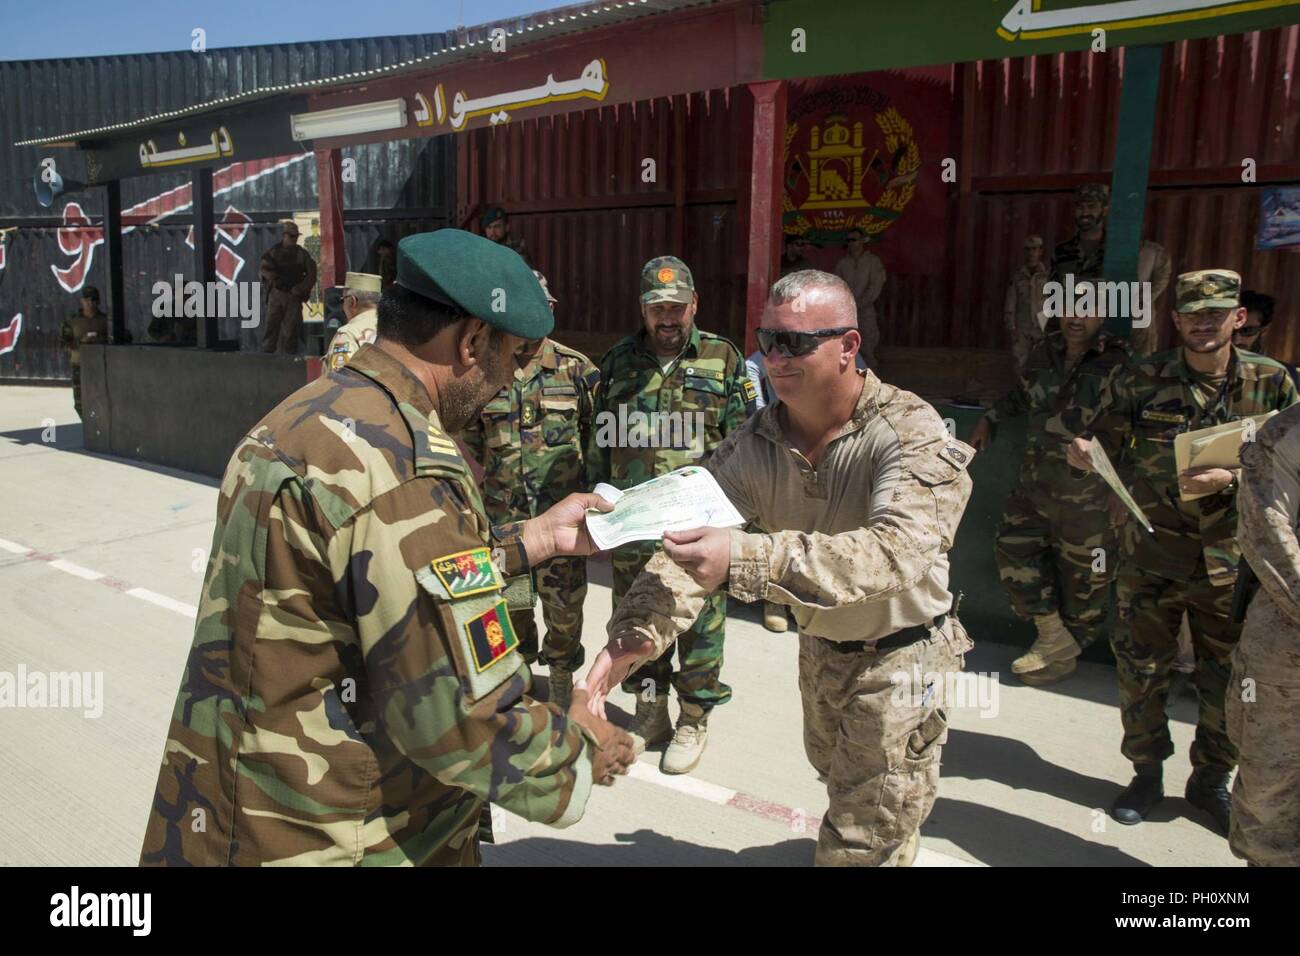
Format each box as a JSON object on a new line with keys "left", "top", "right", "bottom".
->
{"left": 79, "top": 345, "right": 310, "bottom": 478}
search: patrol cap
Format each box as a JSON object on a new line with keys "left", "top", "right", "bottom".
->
{"left": 396, "top": 229, "right": 553, "bottom": 339}
{"left": 81, "top": 285, "right": 100, "bottom": 302}
{"left": 281, "top": 219, "right": 300, "bottom": 236}
{"left": 344, "top": 271, "right": 382, "bottom": 293}
{"left": 641, "top": 256, "right": 695, "bottom": 305}
{"left": 533, "top": 270, "right": 557, "bottom": 304}
{"left": 1024, "top": 235, "right": 1044, "bottom": 248}
{"left": 480, "top": 205, "right": 507, "bottom": 228}
{"left": 1175, "top": 269, "right": 1241, "bottom": 313}
{"left": 1074, "top": 183, "right": 1109, "bottom": 203}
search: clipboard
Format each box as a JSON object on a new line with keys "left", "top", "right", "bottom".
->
{"left": 1173, "top": 412, "right": 1277, "bottom": 501}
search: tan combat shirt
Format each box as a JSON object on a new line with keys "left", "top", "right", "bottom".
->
{"left": 325, "top": 308, "right": 378, "bottom": 371}
{"left": 608, "top": 370, "right": 974, "bottom": 651}
{"left": 1238, "top": 403, "right": 1300, "bottom": 683}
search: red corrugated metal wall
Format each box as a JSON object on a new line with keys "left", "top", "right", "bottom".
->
{"left": 457, "top": 89, "right": 745, "bottom": 348}
{"left": 945, "top": 27, "right": 1300, "bottom": 363}
{"left": 454, "top": 27, "right": 1299, "bottom": 364}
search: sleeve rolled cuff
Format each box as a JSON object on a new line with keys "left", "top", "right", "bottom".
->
{"left": 727, "top": 529, "right": 771, "bottom": 604}
{"left": 490, "top": 523, "right": 531, "bottom": 578}
{"left": 551, "top": 743, "right": 594, "bottom": 829}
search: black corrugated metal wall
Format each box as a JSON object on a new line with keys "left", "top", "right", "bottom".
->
{"left": 0, "top": 37, "right": 457, "bottom": 380}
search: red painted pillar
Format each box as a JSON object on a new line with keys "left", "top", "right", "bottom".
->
{"left": 315, "top": 148, "right": 346, "bottom": 289}
{"left": 743, "top": 80, "right": 786, "bottom": 357}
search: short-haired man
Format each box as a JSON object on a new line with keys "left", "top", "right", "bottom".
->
{"left": 833, "top": 229, "right": 886, "bottom": 368}
{"left": 584, "top": 270, "right": 975, "bottom": 865}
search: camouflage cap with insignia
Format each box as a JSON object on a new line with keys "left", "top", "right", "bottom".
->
{"left": 1074, "top": 183, "right": 1109, "bottom": 203}
{"left": 1024, "top": 235, "right": 1044, "bottom": 248}
{"left": 641, "top": 256, "right": 695, "bottom": 305}
{"left": 396, "top": 229, "right": 553, "bottom": 339}
{"left": 1175, "top": 269, "right": 1241, "bottom": 313}
{"left": 344, "top": 271, "right": 382, "bottom": 293}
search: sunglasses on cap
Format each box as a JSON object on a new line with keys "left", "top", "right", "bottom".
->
{"left": 756, "top": 327, "right": 856, "bottom": 358}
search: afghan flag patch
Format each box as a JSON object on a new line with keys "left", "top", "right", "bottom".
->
{"left": 464, "top": 600, "right": 519, "bottom": 672}
{"left": 431, "top": 547, "right": 502, "bottom": 598}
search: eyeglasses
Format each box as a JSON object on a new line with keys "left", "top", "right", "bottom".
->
{"left": 756, "top": 327, "right": 856, "bottom": 358}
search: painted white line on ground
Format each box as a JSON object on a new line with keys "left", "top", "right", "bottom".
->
{"left": 627, "top": 758, "right": 736, "bottom": 804}
{"left": 48, "top": 559, "right": 104, "bottom": 581}
{"left": 125, "top": 587, "right": 197, "bottom": 618}
{"left": 0, "top": 537, "right": 33, "bottom": 555}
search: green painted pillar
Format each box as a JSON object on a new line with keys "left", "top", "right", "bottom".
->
{"left": 1103, "top": 43, "right": 1164, "bottom": 340}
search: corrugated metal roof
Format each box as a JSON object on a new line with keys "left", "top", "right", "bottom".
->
{"left": 14, "top": 0, "right": 718, "bottom": 147}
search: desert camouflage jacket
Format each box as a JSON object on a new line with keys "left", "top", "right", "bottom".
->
{"left": 140, "top": 343, "right": 593, "bottom": 867}
{"left": 1051, "top": 347, "right": 1298, "bottom": 586}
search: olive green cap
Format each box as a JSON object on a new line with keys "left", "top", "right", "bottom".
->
{"left": 1176, "top": 269, "right": 1241, "bottom": 313}
{"left": 396, "top": 229, "right": 553, "bottom": 339}
{"left": 640, "top": 256, "right": 695, "bottom": 305}
{"left": 1074, "top": 183, "right": 1109, "bottom": 203}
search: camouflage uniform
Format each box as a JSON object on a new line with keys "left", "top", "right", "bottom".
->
{"left": 1004, "top": 259, "right": 1050, "bottom": 371}
{"left": 140, "top": 343, "right": 597, "bottom": 866}
{"left": 1228, "top": 404, "right": 1300, "bottom": 865}
{"left": 1054, "top": 336, "right": 1298, "bottom": 773}
{"left": 325, "top": 308, "right": 378, "bottom": 371}
{"left": 259, "top": 242, "right": 317, "bottom": 354}
{"left": 834, "top": 249, "right": 886, "bottom": 367}
{"left": 1051, "top": 233, "right": 1171, "bottom": 356}
{"left": 989, "top": 331, "right": 1130, "bottom": 649}
{"left": 589, "top": 321, "right": 752, "bottom": 710}
{"left": 61, "top": 308, "right": 108, "bottom": 418}
{"left": 461, "top": 338, "right": 600, "bottom": 669}
{"left": 607, "top": 369, "right": 974, "bottom": 865}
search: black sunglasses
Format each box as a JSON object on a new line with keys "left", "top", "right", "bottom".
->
{"left": 756, "top": 326, "right": 856, "bottom": 357}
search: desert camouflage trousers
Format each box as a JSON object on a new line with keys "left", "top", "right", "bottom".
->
{"left": 1227, "top": 593, "right": 1300, "bottom": 866}
{"left": 613, "top": 544, "right": 731, "bottom": 710}
{"left": 800, "top": 617, "right": 972, "bottom": 867}
{"left": 507, "top": 555, "right": 587, "bottom": 669}
{"left": 1113, "top": 560, "right": 1241, "bottom": 771}
{"left": 994, "top": 481, "right": 1118, "bottom": 649}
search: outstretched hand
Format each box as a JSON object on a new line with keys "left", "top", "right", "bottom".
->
{"left": 579, "top": 635, "right": 656, "bottom": 719}
{"left": 567, "top": 687, "right": 635, "bottom": 785}
{"left": 522, "top": 492, "right": 613, "bottom": 563}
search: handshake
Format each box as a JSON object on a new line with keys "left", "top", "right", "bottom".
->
{"left": 523, "top": 491, "right": 732, "bottom": 786}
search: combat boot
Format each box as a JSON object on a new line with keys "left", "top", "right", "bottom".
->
{"left": 661, "top": 700, "right": 708, "bottom": 775}
{"left": 1012, "top": 612, "right": 1081, "bottom": 677}
{"left": 1185, "top": 767, "right": 1232, "bottom": 836}
{"left": 763, "top": 601, "right": 788, "bottom": 633}
{"left": 627, "top": 694, "right": 672, "bottom": 756}
{"left": 1111, "top": 764, "right": 1164, "bottom": 825}
{"left": 547, "top": 664, "right": 574, "bottom": 713}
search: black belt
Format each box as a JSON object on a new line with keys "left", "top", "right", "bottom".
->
{"left": 820, "top": 613, "right": 947, "bottom": 654}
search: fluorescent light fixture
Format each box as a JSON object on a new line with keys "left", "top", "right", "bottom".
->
{"left": 290, "top": 99, "right": 407, "bottom": 141}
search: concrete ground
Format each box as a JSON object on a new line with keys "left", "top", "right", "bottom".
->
{"left": 0, "top": 384, "right": 1239, "bottom": 867}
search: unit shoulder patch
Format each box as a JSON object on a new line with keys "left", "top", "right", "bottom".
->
{"left": 742, "top": 378, "right": 758, "bottom": 402}
{"left": 430, "top": 547, "right": 503, "bottom": 598}
{"left": 463, "top": 600, "right": 520, "bottom": 673}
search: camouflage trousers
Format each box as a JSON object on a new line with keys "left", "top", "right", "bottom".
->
{"left": 261, "top": 289, "right": 303, "bottom": 354}
{"left": 613, "top": 545, "right": 731, "bottom": 710}
{"left": 71, "top": 363, "right": 83, "bottom": 419}
{"left": 800, "top": 618, "right": 971, "bottom": 866}
{"left": 1113, "top": 560, "right": 1241, "bottom": 771}
{"left": 994, "top": 481, "right": 1117, "bottom": 649}
{"left": 508, "top": 555, "right": 587, "bottom": 670}
{"left": 1226, "top": 594, "right": 1300, "bottom": 866}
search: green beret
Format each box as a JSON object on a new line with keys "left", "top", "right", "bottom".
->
{"left": 396, "top": 229, "right": 553, "bottom": 339}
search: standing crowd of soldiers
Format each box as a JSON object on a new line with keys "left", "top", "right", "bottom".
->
{"left": 132, "top": 187, "right": 1298, "bottom": 869}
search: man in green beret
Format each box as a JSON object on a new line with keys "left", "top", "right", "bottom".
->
{"left": 140, "top": 229, "right": 633, "bottom": 867}
{"left": 481, "top": 205, "right": 531, "bottom": 267}
{"left": 1055, "top": 268, "right": 1298, "bottom": 836}
{"left": 587, "top": 255, "right": 754, "bottom": 775}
